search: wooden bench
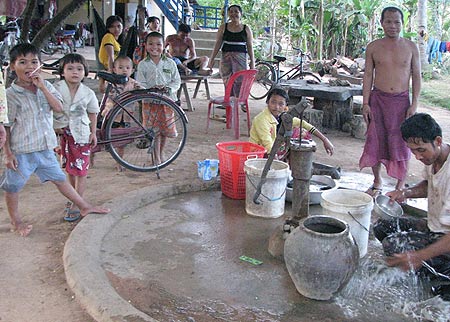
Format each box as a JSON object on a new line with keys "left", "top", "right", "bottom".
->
{"left": 177, "top": 75, "right": 211, "bottom": 112}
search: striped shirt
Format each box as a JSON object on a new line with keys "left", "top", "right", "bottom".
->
{"left": 5, "top": 81, "right": 63, "bottom": 154}
{"left": 222, "top": 24, "right": 248, "bottom": 53}
{"left": 0, "top": 72, "right": 8, "bottom": 123}
{"left": 136, "top": 54, "right": 181, "bottom": 101}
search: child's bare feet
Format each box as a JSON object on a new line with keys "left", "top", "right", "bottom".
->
{"left": 11, "top": 222, "right": 33, "bottom": 237}
{"left": 80, "top": 205, "right": 111, "bottom": 218}
{"left": 184, "top": 68, "right": 192, "bottom": 76}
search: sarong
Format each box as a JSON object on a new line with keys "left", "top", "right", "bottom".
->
{"left": 220, "top": 51, "right": 248, "bottom": 96}
{"left": 142, "top": 103, "right": 178, "bottom": 138}
{"left": 359, "top": 88, "right": 411, "bottom": 181}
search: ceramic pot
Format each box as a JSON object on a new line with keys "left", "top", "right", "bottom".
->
{"left": 284, "top": 215, "right": 359, "bottom": 300}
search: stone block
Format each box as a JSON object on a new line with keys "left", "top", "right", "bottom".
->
{"left": 303, "top": 108, "right": 323, "bottom": 131}
{"left": 348, "top": 115, "right": 366, "bottom": 140}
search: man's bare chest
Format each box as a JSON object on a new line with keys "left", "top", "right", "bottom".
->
{"left": 373, "top": 48, "right": 412, "bottom": 68}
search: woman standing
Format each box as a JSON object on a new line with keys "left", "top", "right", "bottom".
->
{"left": 207, "top": 5, "right": 255, "bottom": 95}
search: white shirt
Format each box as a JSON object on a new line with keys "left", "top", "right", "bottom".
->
{"left": 0, "top": 72, "right": 8, "bottom": 123}
{"left": 53, "top": 80, "right": 99, "bottom": 144}
{"left": 136, "top": 55, "right": 181, "bottom": 101}
{"left": 423, "top": 144, "right": 450, "bottom": 233}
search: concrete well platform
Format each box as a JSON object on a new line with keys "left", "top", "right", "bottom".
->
{"left": 64, "top": 178, "right": 422, "bottom": 322}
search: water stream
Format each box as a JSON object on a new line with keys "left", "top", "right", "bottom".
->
{"left": 335, "top": 250, "right": 450, "bottom": 321}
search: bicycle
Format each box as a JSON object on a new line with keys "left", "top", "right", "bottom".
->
{"left": 92, "top": 71, "right": 188, "bottom": 175}
{"left": 250, "top": 48, "right": 321, "bottom": 100}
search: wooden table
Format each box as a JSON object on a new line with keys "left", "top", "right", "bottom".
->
{"left": 177, "top": 75, "right": 211, "bottom": 111}
{"left": 281, "top": 80, "right": 362, "bottom": 130}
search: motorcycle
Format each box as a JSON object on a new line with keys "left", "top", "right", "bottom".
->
{"left": 0, "top": 17, "right": 21, "bottom": 67}
{"left": 41, "top": 25, "right": 76, "bottom": 56}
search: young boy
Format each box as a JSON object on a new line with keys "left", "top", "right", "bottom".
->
{"left": 250, "top": 87, "right": 334, "bottom": 158}
{"left": 0, "top": 44, "right": 109, "bottom": 236}
{"left": 53, "top": 53, "right": 99, "bottom": 221}
{"left": 135, "top": 32, "right": 181, "bottom": 165}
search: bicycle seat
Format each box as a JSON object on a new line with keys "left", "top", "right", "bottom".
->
{"left": 273, "top": 55, "right": 287, "bottom": 63}
{"left": 97, "top": 71, "right": 128, "bottom": 85}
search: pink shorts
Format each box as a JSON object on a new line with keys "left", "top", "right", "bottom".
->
{"left": 60, "top": 129, "right": 91, "bottom": 177}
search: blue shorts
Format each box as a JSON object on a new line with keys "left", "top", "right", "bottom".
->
{"left": 0, "top": 150, "right": 66, "bottom": 193}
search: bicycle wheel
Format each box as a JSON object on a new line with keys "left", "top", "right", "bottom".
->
{"left": 104, "top": 91, "right": 188, "bottom": 172}
{"left": 250, "top": 61, "right": 276, "bottom": 100}
{"left": 292, "top": 71, "right": 322, "bottom": 83}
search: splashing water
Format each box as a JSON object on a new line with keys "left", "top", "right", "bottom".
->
{"left": 335, "top": 252, "right": 450, "bottom": 321}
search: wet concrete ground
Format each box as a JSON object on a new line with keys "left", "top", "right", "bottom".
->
{"left": 101, "top": 190, "right": 410, "bottom": 322}
{"left": 64, "top": 171, "right": 426, "bottom": 322}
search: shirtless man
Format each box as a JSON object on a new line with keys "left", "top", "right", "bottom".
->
{"left": 165, "top": 23, "right": 211, "bottom": 76}
{"left": 359, "top": 6, "right": 421, "bottom": 196}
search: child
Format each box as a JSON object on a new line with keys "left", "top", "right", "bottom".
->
{"left": 101, "top": 55, "right": 143, "bottom": 171}
{"left": 53, "top": 53, "right": 99, "bottom": 221}
{"left": 250, "top": 87, "right": 334, "bottom": 159}
{"left": 102, "top": 55, "right": 143, "bottom": 117}
{"left": 0, "top": 44, "right": 109, "bottom": 236}
{"left": 135, "top": 32, "right": 181, "bottom": 165}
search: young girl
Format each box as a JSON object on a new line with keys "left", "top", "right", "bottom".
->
{"left": 250, "top": 87, "right": 334, "bottom": 159}
{"left": 54, "top": 53, "right": 100, "bottom": 221}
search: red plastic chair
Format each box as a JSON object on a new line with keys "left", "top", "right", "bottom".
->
{"left": 206, "top": 69, "right": 257, "bottom": 139}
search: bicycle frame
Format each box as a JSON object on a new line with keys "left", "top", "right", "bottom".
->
{"left": 95, "top": 85, "right": 188, "bottom": 147}
{"left": 274, "top": 55, "right": 306, "bottom": 81}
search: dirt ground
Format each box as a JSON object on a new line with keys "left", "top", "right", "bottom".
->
{"left": 1, "top": 72, "right": 450, "bottom": 322}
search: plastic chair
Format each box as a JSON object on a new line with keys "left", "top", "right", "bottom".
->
{"left": 206, "top": 69, "right": 257, "bottom": 139}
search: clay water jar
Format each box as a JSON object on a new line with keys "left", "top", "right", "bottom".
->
{"left": 284, "top": 215, "right": 359, "bottom": 300}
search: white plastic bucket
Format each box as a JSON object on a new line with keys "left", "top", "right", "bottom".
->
{"left": 320, "top": 189, "right": 373, "bottom": 257}
{"left": 244, "top": 159, "right": 290, "bottom": 218}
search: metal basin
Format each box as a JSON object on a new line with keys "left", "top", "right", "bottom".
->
{"left": 373, "top": 195, "right": 403, "bottom": 220}
{"left": 286, "top": 175, "right": 337, "bottom": 204}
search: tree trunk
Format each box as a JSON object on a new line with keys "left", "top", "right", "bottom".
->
{"left": 28, "top": 0, "right": 88, "bottom": 49}
{"left": 317, "top": 0, "right": 323, "bottom": 60}
{"left": 417, "top": 0, "right": 428, "bottom": 72}
{"left": 20, "top": 0, "right": 36, "bottom": 43}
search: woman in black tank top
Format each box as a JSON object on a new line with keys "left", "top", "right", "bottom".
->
{"left": 207, "top": 5, "right": 255, "bottom": 94}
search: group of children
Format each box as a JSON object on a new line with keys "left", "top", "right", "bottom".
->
{"left": 0, "top": 30, "right": 182, "bottom": 233}
{"left": 0, "top": 29, "right": 334, "bottom": 236}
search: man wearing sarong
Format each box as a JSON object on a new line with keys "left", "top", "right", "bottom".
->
{"left": 374, "top": 113, "right": 450, "bottom": 300}
{"left": 359, "top": 6, "right": 421, "bottom": 196}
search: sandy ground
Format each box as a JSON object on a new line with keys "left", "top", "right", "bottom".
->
{"left": 1, "top": 61, "right": 450, "bottom": 321}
